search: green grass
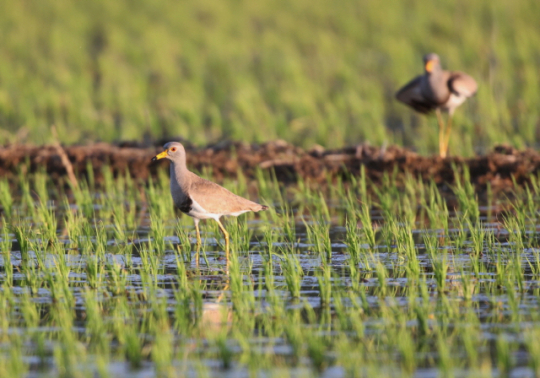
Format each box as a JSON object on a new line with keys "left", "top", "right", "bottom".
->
{"left": 0, "top": 165, "right": 540, "bottom": 376}
{"left": 0, "top": 0, "right": 539, "bottom": 155}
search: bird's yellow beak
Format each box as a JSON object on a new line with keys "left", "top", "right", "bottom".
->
{"left": 425, "top": 60, "right": 435, "bottom": 73}
{"left": 151, "top": 150, "right": 168, "bottom": 162}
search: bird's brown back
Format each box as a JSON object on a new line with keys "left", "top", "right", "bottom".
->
{"left": 187, "top": 172, "right": 267, "bottom": 215}
{"left": 447, "top": 71, "right": 478, "bottom": 97}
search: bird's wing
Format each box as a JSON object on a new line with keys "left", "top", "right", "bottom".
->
{"left": 189, "top": 174, "right": 262, "bottom": 215}
{"left": 395, "top": 75, "right": 436, "bottom": 114}
{"left": 448, "top": 71, "right": 477, "bottom": 98}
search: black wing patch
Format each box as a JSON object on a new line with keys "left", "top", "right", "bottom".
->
{"left": 395, "top": 76, "right": 437, "bottom": 114}
{"left": 178, "top": 196, "right": 193, "bottom": 213}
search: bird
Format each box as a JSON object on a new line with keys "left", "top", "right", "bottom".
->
{"left": 395, "top": 53, "right": 477, "bottom": 158}
{"left": 152, "top": 141, "right": 268, "bottom": 262}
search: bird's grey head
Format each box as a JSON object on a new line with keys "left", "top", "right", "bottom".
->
{"left": 423, "top": 53, "right": 441, "bottom": 74}
{"left": 151, "top": 141, "right": 186, "bottom": 163}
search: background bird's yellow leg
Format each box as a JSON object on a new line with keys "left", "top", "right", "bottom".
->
{"left": 216, "top": 219, "right": 230, "bottom": 265}
{"left": 435, "top": 108, "right": 446, "bottom": 158}
{"left": 442, "top": 115, "right": 453, "bottom": 158}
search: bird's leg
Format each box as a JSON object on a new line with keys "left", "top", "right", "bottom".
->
{"left": 193, "top": 219, "right": 202, "bottom": 269}
{"left": 194, "top": 218, "right": 202, "bottom": 246}
{"left": 216, "top": 219, "right": 230, "bottom": 266}
{"left": 442, "top": 114, "right": 453, "bottom": 158}
{"left": 435, "top": 108, "right": 446, "bottom": 158}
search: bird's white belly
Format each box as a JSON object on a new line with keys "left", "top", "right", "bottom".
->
{"left": 186, "top": 198, "right": 221, "bottom": 220}
{"left": 443, "top": 93, "right": 467, "bottom": 113}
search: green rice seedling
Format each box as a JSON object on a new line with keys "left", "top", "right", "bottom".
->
{"left": 19, "top": 290, "right": 40, "bottom": 329}
{"left": 503, "top": 215, "right": 528, "bottom": 263}
{"left": 395, "top": 324, "right": 416, "bottom": 375}
{"left": 0, "top": 225, "right": 13, "bottom": 285}
{"left": 174, "top": 220, "right": 193, "bottom": 263}
{"left": 280, "top": 207, "right": 297, "bottom": 245}
{"left": 280, "top": 249, "right": 303, "bottom": 299}
{"left": 262, "top": 228, "right": 278, "bottom": 258}
{"left": 304, "top": 216, "right": 332, "bottom": 262}
{"left": 146, "top": 176, "right": 173, "bottom": 221}
{"left": 33, "top": 171, "right": 49, "bottom": 205}
{"left": 509, "top": 251, "right": 525, "bottom": 294}
{"left": 345, "top": 214, "right": 364, "bottom": 264}
{"left": 0, "top": 337, "right": 27, "bottom": 378}
{"left": 85, "top": 255, "right": 104, "bottom": 289}
{"left": 283, "top": 309, "right": 304, "bottom": 365}
{"left": 35, "top": 199, "right": 58, "bottom": 246}
{"left": 414, "top": 278, "right": 432, "bottom": 338}
{"left": 357, "top": 209, "right": 377, "bottom": 250}
{"left": 0, "top": 290, "right": 12, "bottom": 340}
{"left": 425, "top": 233, "right": 448, "bottom": 293}
{"left": 388, "top": 219, "right": 420, "bottom": 278}
{"left": 423, "top": 181, "right": 450, "bottom": 233}
{"left": 459, "top": 323, "right": 482, "bottom": 369}
{"left": 453, "top": 166, "right": 480, "bottom": 224}
{"left": 18, "top": 168, "right": 36, "bottom": 215}
{"left": 374, "top": 259, "right": 389, "bottom": 297}
{"left": 149, "top": 212, "right": 168, "bottom": 255}
{"left": 0, "top": 180, "right": 13, "bottom": 219}
{"left": 524, "top": 326, "right": 540, "bottom": 376}
{"left": 123, "top": 327, "right": 144, "bottom": 370}
{"left": 502, "top": 273, "right": 521, "bottom": 324}
{"left": 347, "top": 253, "right": 365, "bottom": 293}
{"left": 262, "top": 255, "right": 277, "bottom": 304}
{"left": 228, "top": 216, "right": 253, "bottom": 253}
{"left": 215, "top": 330, "right": 234, "bottom": 370}
{"left": 71, "top": 179, "right": 95, "bottom": 219}
{"left": 346, "top": 292, "right": 367, "bottom": 338}
{"left": 374, "top": 174, "right": 400, "bottom": 222}
{"left": 52, "top": 303, "right": 89, "bottom": 378}
{"left": 82, "top": 288, "right": 111, "bottom": 358}
{"left": 466, "top": 219, "right": 486, "bottom": 258}
{"left": 12, "top": 224, "right": 31, "bottom": 267}
{"left": 47, "top": 257, "right": 75, "bottom": 307}
{"left": 138, "top": 241, "right": 163, "bottom": 287}
{"left": 106, "top": 256, "right": 129, "bottom": 295}
{"left": 306, "top": 332, "right": 328, "bottom": 373}
{"left": 456, "top": 264, "right": 476, "bottom": 301}
{"left": 316, "top": 265, "right": 332, "bottom": 306}
{"left": 495, "top": 334, "right": 513, "bottom": 376}
{"left": 435, "top": 328, "right": 453, "bottom": 377}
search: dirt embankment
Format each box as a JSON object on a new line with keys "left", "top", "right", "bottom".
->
{"left": 0, "top": 140, "right": 538, "bottom": 193}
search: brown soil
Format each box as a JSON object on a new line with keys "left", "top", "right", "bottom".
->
{"left": 0, "top": 140, "right": 539, "bottom": 193}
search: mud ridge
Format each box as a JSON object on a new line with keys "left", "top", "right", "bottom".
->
{"left": 0, "top": 141, "right": 538, "bottom": 193}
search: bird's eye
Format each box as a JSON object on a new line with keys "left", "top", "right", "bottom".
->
{"left": 170, "top": 147, "right": 177, "bottom": 152}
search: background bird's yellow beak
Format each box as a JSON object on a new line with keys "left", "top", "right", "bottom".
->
{"left": 151, "top": 150, "right": 168, "bottom": 162}
{"left": 425, "top": 60, "right": 435, "bottom": 73}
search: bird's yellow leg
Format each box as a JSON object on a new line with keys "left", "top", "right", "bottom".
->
{"left": 435, "top": 108, "right": 446, "bottom": 158}
{"left": 216, "top": 219, "right": 230, "bottom": 266}
{"left": 442, "top": 115, "right": 453, "bottom": 158}
{"left": 195, "top": 242, "right": 200, "bottom": 270}
{"left": 194, "top": 219, "right": 202, "bottom": 246}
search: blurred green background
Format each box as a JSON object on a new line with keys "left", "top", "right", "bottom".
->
{"left": 0, "top": 0, "right": 538, "bottom": 155}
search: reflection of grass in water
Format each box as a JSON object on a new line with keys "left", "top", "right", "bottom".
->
{"left": 1, "top": 166, "right": 540, "bottom": 375}
{"left": 1, "top": 1, "right": 539, "bottom": 154}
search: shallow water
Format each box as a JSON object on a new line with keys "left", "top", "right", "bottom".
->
{"left": 1, "top": 194, "right": 540, "bottom": 377}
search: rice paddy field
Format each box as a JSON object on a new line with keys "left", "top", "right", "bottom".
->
{"left": 0, "top": 0, "right": 539, "bottom": 155}
{"left": 0, "top": 166, "right": 540, "bottom": 377}
{"left": 3, "top": 0, "right": 540, "bottom": 377}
